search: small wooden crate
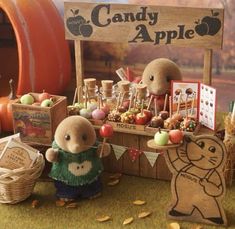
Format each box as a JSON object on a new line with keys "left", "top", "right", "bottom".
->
{"left": 12, "top": 93, "right": 67, "bottom": 146}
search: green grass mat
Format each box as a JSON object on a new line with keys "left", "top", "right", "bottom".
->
{"left": 0, "top": 174, "right": 234, "bottom": 229}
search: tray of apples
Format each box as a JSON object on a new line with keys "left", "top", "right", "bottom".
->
{"left": 17, "top": 90, "right": 58, "bottom": 107}
{"left": 147, "top": 127, "right": 184, "bottom": 150}
{"left": 106, "top": 91, "right": 153, "bottom": 131}
{"left": 146, "top": 93, "right": 199, "bottom": 134}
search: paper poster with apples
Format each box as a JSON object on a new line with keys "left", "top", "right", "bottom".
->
{"left": 171, "top": 81, "right": 216, "bottom": 131}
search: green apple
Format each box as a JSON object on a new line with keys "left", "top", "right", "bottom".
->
{"left": 41, "top": 99, "right": 54, "bottom": 107}
{"left": 74, "top": 102, "right": 84, "bottom": 109}
{"left": 20, "top": 94, "right": 34, "bottom": 105}
{"left": 79, "top": 108, "right": 92, "bottom": 119}
{"left": 154, "top": 129, "right": 169, "bottom": 146}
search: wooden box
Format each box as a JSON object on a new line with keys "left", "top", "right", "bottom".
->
{"left": 12, "top": 93, "right": 67, "bottom": 146}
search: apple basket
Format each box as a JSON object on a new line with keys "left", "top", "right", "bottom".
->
{"left": 0, "top": 153, "right": 45, "bottom": 204}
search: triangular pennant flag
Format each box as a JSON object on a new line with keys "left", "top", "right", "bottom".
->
{"left": 112, "top": 144, "right": 126, "bottom": 160}
{"left": 143, "top": 151, "right": 160, "bottom": 167}
{"left": 128, "top": 147, "right": 142, "bottom": 162}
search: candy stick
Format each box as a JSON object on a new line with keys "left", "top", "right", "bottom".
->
{"left": 72, "top": 87, "right": 78, "bottom": 106}
{"left": 163, "top": 94, "right": 168, "bottom": 111}
{"left": 133, "top": 90, "right": 138, "bottom": 109}
{"left": 99, "top": 124, "right": 113, "bottom": 158}
{"left": 128, "top": 93, "right": 134, "bottom": 111}
{"left": 190, "top": 93, "right": 195, "bottom": 116}
{"left": 84, "top": 86, "right": 88, "bottom": 109}
{"left": 147, "top": 95, "right": 154, "bottom": 111}
{"left": 154, "top": 98, "right": 157, "bottom": 116}
{"left": 185, "top": 95, "right": 188, "bottom": 118}
{"left": 141, "top": 99, "right": 144, "bottom": 116}
{"left": 177, "top": 93, "right": 182, "bottom": 114}
{"left": 169, "top": 96, "right": 172, "bottom": 118}
{"left": 115, "top": 93, "right": 122, "bottom": 110}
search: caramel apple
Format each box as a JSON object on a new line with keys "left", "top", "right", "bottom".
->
{"left": 150, "top": 115, "right": 164, "bottom": 128}
{"left": 159, "top": 94, "right": 169, "bottom": 120}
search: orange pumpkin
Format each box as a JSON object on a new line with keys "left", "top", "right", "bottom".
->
{"left": 0, "top": 80, "right": 18, "bottom": 133}
{"left": 0, "top": 0, "right": 71, "bottom": 95}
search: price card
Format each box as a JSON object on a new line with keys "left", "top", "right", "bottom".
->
{"left": 0, "top": 138, "right": 38, "bottom": 170}
{"left": 199, "top": 83, "right": 216, "bottom": 130}
{"left": 0, "top": 133, "right": 20, "bottom": 155}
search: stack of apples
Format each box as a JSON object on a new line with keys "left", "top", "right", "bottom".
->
{"left": 20, "top": 91, "right": 55, "bottom": 107}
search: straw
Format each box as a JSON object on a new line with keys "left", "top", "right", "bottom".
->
{"left": 177, "top": 93, "right": 182, "bottom": 114}
{"left": 72, "top": 87, "right": 78, "bottom": 106}
{"left": 163, "top": 94, "right": 168, "bottom": 111}
{"left": 147, "top": 95, "right": 154, "bottom": 111}
{"left": 190, "top": 93, "right": 195, "bottom": 116}
{"left": 169, "top": 95, "right": 172, "bottom": 118}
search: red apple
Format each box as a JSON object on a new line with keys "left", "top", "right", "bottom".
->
{"left": 169, "top": 129, "right": 184, "bottom": 144}
{"left": 135, "top": 112, "right": 148, "bottom": 125}
{"left": 143, "top": 109, "right": 152, "bottom": 122}
{"left": 99, "top": 124, "right": 114, "bottom": 138}
{"left": 39, "top": 90, "right": 51, "bottom": 103}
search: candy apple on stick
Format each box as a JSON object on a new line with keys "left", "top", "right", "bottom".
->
{"left": 135, "top": 99, "right": 148, "bottom": 125}
{"left": 99, "top": 124, "right": 114, "bottom": 157}
{"left": 107, "top": 93, "right": 122, "bottom": 122}
{"left": 92, "top": 93, "right": 106, "bottom": 120}
{"left": 79, "top": 87, "right": 92, "bottom": 119}
{"left": 159, "top": 94, "right": 169, "bottom": 120}
{"left": 150, "top": 98, "right": 164, "bottom": 128}
{"left": 143, "top": 94, "right": 153, "bottom": 122}
{"left": 120, "top": 93, "right": 136, "bottom": 124}
{"left": 171, "top": 93, "right": 183, "bottom": 123}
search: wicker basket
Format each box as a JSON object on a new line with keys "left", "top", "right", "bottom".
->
{"left": 0, "top": 153, "right": 45, "bottom": 204}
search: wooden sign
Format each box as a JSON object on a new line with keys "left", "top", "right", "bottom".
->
{"left": 148, "top": 134, "right": 227, "bottom": 226}
{"left": 64, "top": 2, "right": 224, "bottom": 49}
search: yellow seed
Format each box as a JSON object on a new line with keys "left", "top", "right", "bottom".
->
{"left": 168, "top": 222, "right": 180, "bottom": 229}
{"left": 123, "top": 217, "right": 134, "bottom": 225}
{"left": 138, "top": 211, "right": 152, "bottom": 219}
{"left": 96, "top": 215, "right": 111, "bottom": 222}
{"left": 133, "top": 200, "right": 146, "bottom": 205}
{"left": 107, "top": 179, "right": 120, "bottom": 186}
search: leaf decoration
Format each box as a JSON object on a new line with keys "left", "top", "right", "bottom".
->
{"left": 96, "top": 215, "right": 111, "bottom": 222}
{"left": 123, "top": 217, "right": 134, "bottom": 225}
{"left": 138, "top": 211, "right": 152, "bottom": 219}
{"left": 133, "top": 200, "right": 146, "bottom": 206}
{"left": 107, "top": 179, "right": 120, "bottom": 186}
{"left": 168, "top": 222, "right": 180, "bottom": 229}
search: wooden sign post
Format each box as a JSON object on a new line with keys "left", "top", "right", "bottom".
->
{"left": 148, "top": 134, "right": 227, "bottom": 226}
{"left": 64, "top": 2, "right": 224, "bottom": 95}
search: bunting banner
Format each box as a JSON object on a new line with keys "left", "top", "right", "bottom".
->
{"left": 112, "top": 144, "right": 126, "bottom": 160}
{"left": 143, "top": 151, "right": 160, "bottom": 167}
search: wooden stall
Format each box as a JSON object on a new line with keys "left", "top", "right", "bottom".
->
{"left": 64, "top": 2, "right": 224, "bottom": 180}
